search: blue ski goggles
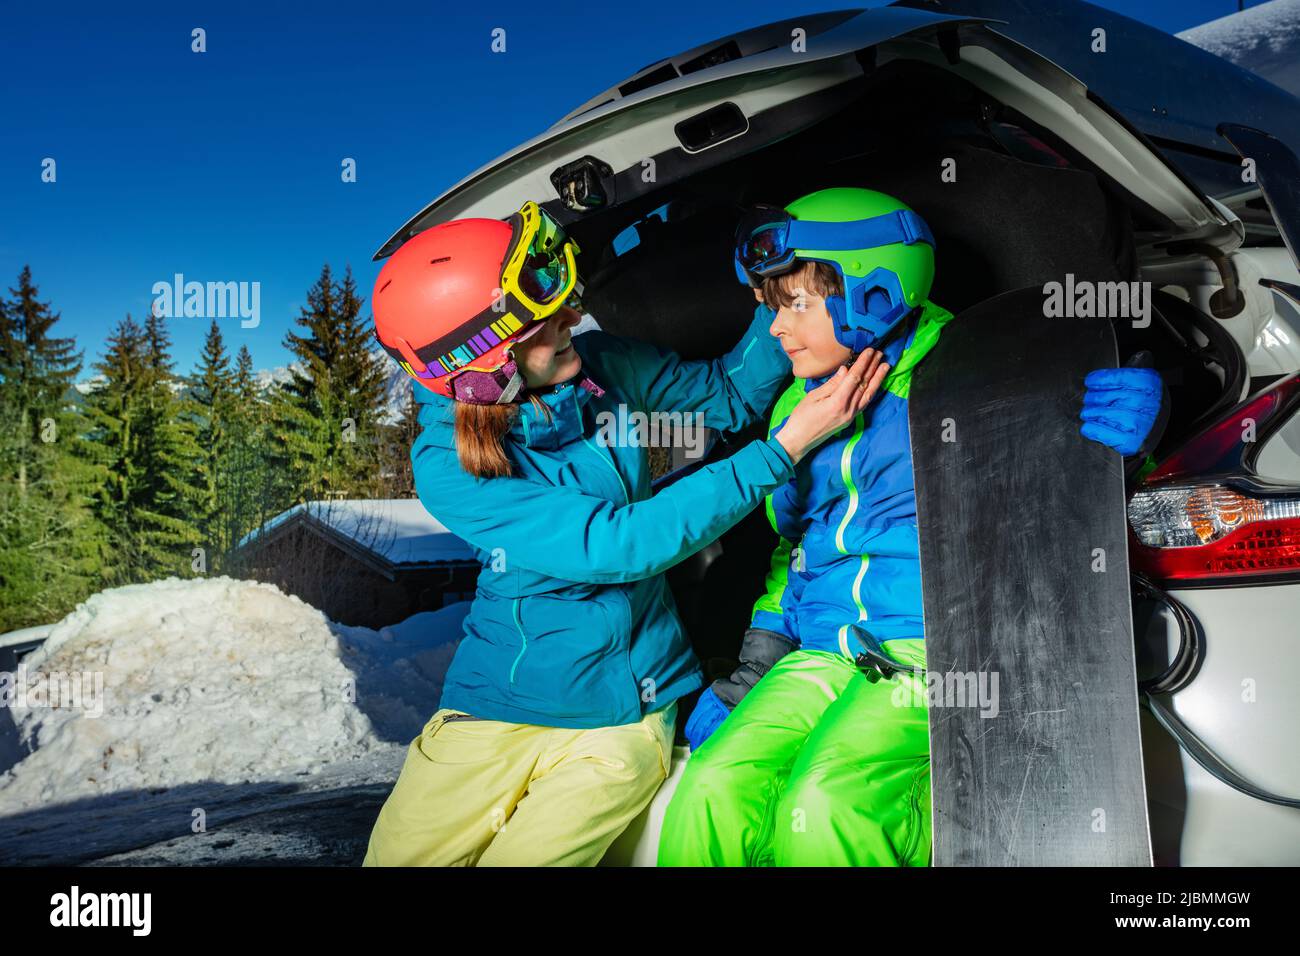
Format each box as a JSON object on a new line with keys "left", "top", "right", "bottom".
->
{"left": 732, "top": 204, "right": 935, "bottom": 288}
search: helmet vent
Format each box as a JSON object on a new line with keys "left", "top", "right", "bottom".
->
{"left": 429, "top": 257, "right": 451, "bottom": 265}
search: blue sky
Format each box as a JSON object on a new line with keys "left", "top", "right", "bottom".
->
{"left": 0, "top": 0, "right": 1259, "bottom": 375}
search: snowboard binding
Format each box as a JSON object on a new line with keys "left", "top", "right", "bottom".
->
{"left": 850, "top": 624, "right": 924, "bottom": 681}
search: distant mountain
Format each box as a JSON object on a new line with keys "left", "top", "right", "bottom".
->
{"left": 376, "top": 355, "right": 414, "bottom": 425}
{"left": 73, "top": 373, "right": 185, "bottom": 398}
{"left": 252, "top": 362, "right": 302, "bottom": 393}
{"left": 73, "top": 374, "right": 107, "bottom": 396}
{"left": 245, "top": 353, "right": 411, "bottom": 423}
{"left": 1178, "top": 0, "right": 1300, "bottom": 99}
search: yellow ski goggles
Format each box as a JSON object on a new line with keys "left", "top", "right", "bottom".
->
{"left": 502, "top": 200, "right": 581, "bottom": 318}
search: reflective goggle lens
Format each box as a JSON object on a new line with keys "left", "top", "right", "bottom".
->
{"left": 742, "top": 226, "right": 786, "bottom": 269}
{"left": 533, "top": 206, "right": 565, "bottom": 254}
{"left": 735, "top": 205, "right": 794, "bottom": 276}
{"left": 517, "top": 243, "right": 569, "bottom": 305}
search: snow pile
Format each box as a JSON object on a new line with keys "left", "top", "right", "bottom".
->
{"left": 1178, "top": 0, "right": 1300, "bottom": 98}
{"left": 330, "top": 602, "right": 469, "bottom": 741}
{"left": 0, "top": 577, "right": 465, "bottom": 812}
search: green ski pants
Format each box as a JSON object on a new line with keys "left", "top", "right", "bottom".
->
{"left": 658, "top": 645, "right": 931, "bottom": 866}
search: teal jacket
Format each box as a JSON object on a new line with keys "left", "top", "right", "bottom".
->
{"left": 411, "top": 305, "right": 795, "bottom": 728}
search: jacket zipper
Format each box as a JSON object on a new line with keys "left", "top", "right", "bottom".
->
{"left": 834, "top": 414, "right": 870, "bottom": 659}
{"left": 574, "top": 388, "right": 630, "bottom": 505}
{"left": 838, "top": 554, "right": 871, "bottom": 659}
{"left": 617, "top": 587, "right": 640, "bottom": 714}
{"left": 508, "top": 597, "right": 527, "bottom": 684}
{"left": 834, "top": 412, "right": 866, "bottom": 554}
{"left": 583, "top": 433, "right": 637, "bottom": 710}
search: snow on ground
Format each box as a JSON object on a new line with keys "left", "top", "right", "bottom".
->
{"left": 1178, "top": 0, "right": 1300, "bottom": 98}
{"left": 0, "top": 577, "right": 466, "bottom": 865}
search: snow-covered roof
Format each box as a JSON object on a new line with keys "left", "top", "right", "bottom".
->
{"left": 1178, "top": 0, "right": 1300, "bottom": 98}
{"left": 241, "top": 499, "right": 476, "bottom": 568}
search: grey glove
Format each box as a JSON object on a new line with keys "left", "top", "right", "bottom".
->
{"left": 709, "top": 627, "right": 798, "bottom": 708}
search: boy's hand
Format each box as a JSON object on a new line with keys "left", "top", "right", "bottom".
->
{"left": 686, "top": 628, "right": 796, "bottom": 751}
{"left": 777, "top": 349, "right": 889, "bottom": 465}
{"left": 715, "top": 628, "right": 795, "bottom": 695}
{"left": 684, "top": 688, "right": 731, "bottom": 751}
{"left": 1079, "top": 366, "right": 1166, "bottom": 457}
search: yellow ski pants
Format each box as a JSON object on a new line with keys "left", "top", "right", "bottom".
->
{"left": 363, "top": 702, "right": 676, "bottom": 866}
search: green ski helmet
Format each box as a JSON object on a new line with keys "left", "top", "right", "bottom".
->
{"left": 733, "top": 187, "right": 935, "bottom": 351}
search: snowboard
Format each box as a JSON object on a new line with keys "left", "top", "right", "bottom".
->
{"left": 909, "top": 287, "right": 1152, "bottom": 866}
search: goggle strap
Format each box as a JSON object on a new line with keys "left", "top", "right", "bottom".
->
{"left": 495, "top": 364, "right": 525, "bottom": 404}
{"left": 391, "top": 335, "right": 431, "bottom": 376}
{"left": 503, "top": 210, "right": 528, "bottom": 270}
{"left": 403, "top": 290, "right": 530, "bottom": 370}
{"left": 784, "top": 209, "right": 934, "bottom": 254}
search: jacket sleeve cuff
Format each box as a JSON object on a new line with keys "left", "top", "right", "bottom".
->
{"left": 760, "top": 435, "right": 796, "bottom": 476}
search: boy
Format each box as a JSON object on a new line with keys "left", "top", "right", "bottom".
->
{"left": 658, "top": 187, "right": 1165, "bottom": 866}
{"left": 658, "top": 186, "right": 944, "bottom": 866}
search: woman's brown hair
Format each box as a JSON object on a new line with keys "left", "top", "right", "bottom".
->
{"left": 454, "top": 395, "right": 553, "bottom": 478}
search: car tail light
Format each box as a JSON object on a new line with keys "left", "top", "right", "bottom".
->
{"left": 1129, "top": 373, "right": 1300, "bottom": 585}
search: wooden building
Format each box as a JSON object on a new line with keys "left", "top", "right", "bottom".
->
{"left": 234, "top": 499, "right": 481, "bottom": 629}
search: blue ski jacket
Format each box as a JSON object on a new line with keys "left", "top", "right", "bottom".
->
{"left": 750, "top": 301, "right": 955, "bottom": 658}
{"left": 410, "top": 305, "right": 795, "bottom": 729}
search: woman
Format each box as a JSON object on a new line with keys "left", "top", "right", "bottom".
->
{"left": 362, "top": 201, "right": 888, "bottom": 866}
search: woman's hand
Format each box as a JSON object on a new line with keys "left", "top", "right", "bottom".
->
{"left": 776, "top": 349, "right": 890, "bottom": 465}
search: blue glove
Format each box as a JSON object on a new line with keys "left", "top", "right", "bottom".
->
{"left": 684, "top": 687, "right": 732, "bottom": 751}
{"left": 1080, "top": 367, "right": 1165, "bottom": 456}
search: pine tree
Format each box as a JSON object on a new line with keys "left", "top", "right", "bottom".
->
{"left": 0, "top": 266, "right": 83, "bottom": 496}
{"left": 188, "top": 320, "right": 238, "bottom": 570}
{"left": 83, "top": 311, "right": 204, "bottom": 583}
{"left": 82, "top": 315, "right": 149, "bottom": 581}
{"left": 0, "top": 268, "right": 106, "bottom": 629}
{"left": 270, "top": 265, "right": 335, "bottom": 500}
{"left": 136, "top": 309, "right": 205, "bottom": 576}
{"left": 378, "top": 384, "right": 420, "bottom": 498}
{"left": 234, "top": 344, "right": 258, "bottom": 405}
{"left": 221, "top": 344, "right": 285, "bottom": 577}
{"left": 334, "top": 267, "right": 391, "bottom": 495}
{"left": 269, "top": 265, "right": 389, "bottom": 501}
